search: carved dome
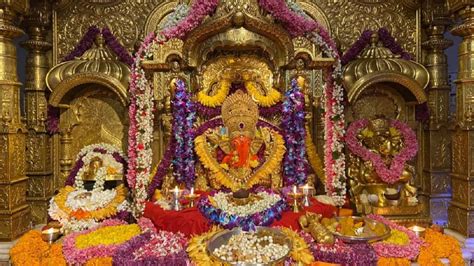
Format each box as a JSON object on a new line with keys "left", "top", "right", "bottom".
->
{"left": 343, "top": 34, "right": 429, "bottom": 103}
{"left": 46, "top": 35, "right": 130, "bottom": 106}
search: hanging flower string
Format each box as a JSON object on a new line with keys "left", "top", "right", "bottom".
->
{"left": 102, "top": 27, "right": 134, "bottom": 66}
{"left": 172, "top": 79, "right": 196, "bottom": 189}
{"left": 341, "top": 29, "right": 373, "bottom": 65}
{"left": 62, "top": 25, "right": 101, "bottom": 61}
{"left": 127, "top": 0, "right": 219, "bottom": 215}
{"left": 281, "top": 79, "right": 308, "bottom": 186}
{"left": 346, "top": 119, "right": 418, "bottom": 184}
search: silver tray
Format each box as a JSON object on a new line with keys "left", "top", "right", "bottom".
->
{"left": 331, "top": 216, "right": 391, "bottom": 243}
{"left": 207, "top": 227, "right": 292, "bottom": 266}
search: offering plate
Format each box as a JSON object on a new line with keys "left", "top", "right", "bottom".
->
{"left": 207, "top": 227, "right": 292, "bottom": 266}
{"left": 330, "top": 216, "right": 391, "bottom": 243}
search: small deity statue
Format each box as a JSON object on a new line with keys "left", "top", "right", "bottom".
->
{"left": 82, "top": 157, "right": 103, "bottom": 181}
{"left": 299, "top": 212, "right": 334, "bottom": 244}
{"left": 348, "top": 117, "right": 418, "bottom": 212}
{"left": 195, "top": 90, "right": 285, "bottom": 191}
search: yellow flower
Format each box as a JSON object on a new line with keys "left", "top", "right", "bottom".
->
{"left": 187, "top": 226, "right": 224, "bottom": 266}
{"left": 383, "top": 229, "right": 409, "bottom": 245}
{"left": 417, "top": 229, "right": 464, "bottom": 266}
{"left": 244, "top": 80, "right": 282, "bottom": 107}
{"left": 305, "top": 125, "right": 326, "bottom": 183}
{"left": 10, "top": 230, "right": 66, "bottom": 266}
{"left": 280, "top": 227, "right": 314, "bottom": 265}
{"left": 75, "top": 224, "right": 141, "bottom": 249}
{"left": 197, "top": 79, "right": 231, "bottom": 107}
{"left": 361, "top": 128, "right": 374, "bottom": 138}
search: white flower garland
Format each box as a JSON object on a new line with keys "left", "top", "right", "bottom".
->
{"left": 211, "top": 191, "right": 282, "bottom": 217}
{"left": 74, "top": 152, "right": 124, "bottom": 191}
{"left": 64, "top": 189, "right": 117, "bottom": 212}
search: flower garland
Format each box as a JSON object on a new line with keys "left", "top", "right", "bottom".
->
{"left": 197, "top": 189, "right": 287, "bottom": 231}
{"left": 194, "top": 127, "right": 286, "bottom": 190}
{"left": 10, "top": 230, "right": 66, "bottom": 266}
{"left": 417, "top": 228, "right": 464, "bottom": 266}
{"left": 368, "top": 214, "right": 425, "bottom": 260}
{"left": 113, "top": 232, "right": 190, "bottom": 266}
{"left": 172, "top": 79, "right": 196, "bottom": 189}
{"left": 279, "top": 227, "right": 315, "bottom": 265}
{"left": 259, "top": 0, "right": 346, "bottom": 205}
{"left": 48, "top": 184, "right": 128, "bottom": 233}
{"left": 127, "top": 0, "right": 219, "bottom": 216}
{"left": 346, "top": 119, "right": 418, "bottom": 184}
{"left": 102, "top": 27, "right": 134, "bottom": 66}
{"left": 197, "top": 79, "right": 231, "bottom": 107}
{"left": 244, "top": 80, "right": 282, "bottom": 107}
{"left": 73, "top": 150, "right": 124, "bottom": 190}
{"left": 62, "top": 219, "right": 140, "bottom": 265}
{"left": 65, "top": 143, "right": 127, "bottom": 187}
{"left": 160, "top": 3, "right": 190, "bottom": 31}
{"left": 281, "top": 79, "right": 309, "bottom": 186}
{"left": 46, "top": 105, "right": 60, "bottom": 135}
{"left": 307, "top": 236, "right": 378, "bottom": 265}
{"left": 341, "top": 28, "right": 415, "bottom": 65}
{"left": 63, "top": 25, "right": 100, "bottom": 61}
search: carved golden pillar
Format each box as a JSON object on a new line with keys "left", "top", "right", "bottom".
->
{"left": 421, "top": 3, "right": 453, "bottom": 225}
{"left": 447, "top": 1, "right": 474, "bottom": 237}
{"left": 0, "top": 1, "right": 30, "bottom": 241}
{"left": 22, "top": 0, "right": 52, "bottom": 225}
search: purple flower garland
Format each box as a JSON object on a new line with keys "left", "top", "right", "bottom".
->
{"left": 102, "top": 27, "right": 134, "bottom": 66}
{"left": 197, "top": 189, "right": 287, "bottom": 231}
{"left": 112, "top": 232, "right": 190, "bottom": 266}
{"left": 147, "top": 137, "right": 176, "bottom": 197}
{"left": 281, "top": 79, "right": 308, "bottom": 186}
{"left": 172, "top": 79, "right": 196, "bottom": 189}
{"left": 46, "top": 105, "right": 60, "bottom": 135}
{"left": 62, "top": 26, "right": 101, "bottom": 61}
{"left": 342, "top": 28, "right": 415, "bottom": 65}
{"left": 341, "top": 30, "right": 373, "bottom": 66}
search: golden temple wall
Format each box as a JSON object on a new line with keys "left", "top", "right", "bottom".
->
{"left": 3, "top": 0, "right": 473, "bottom": 240}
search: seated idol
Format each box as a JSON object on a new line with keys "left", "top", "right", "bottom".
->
{"left": 48, "top": 144, "right": 130, "bottom": 234}
{"left": 194, "top": 90, "right": 286, "bottom": 191}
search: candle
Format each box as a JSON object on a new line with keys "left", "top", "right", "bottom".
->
{"left": 303, "top": 184, "right": 309, "bottom": 195}
{"left": 293, "top": 185, "right": 297, "bottom": 195}
{"left": 190, "top": 187, "right": 194, "bottom": 195}
{"left": 408, "top": 225, "right": 426, "bottom": 237}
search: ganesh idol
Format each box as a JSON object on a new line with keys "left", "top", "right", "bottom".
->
{"left": 194, "top": 89, "right": 286, "bottom": 191}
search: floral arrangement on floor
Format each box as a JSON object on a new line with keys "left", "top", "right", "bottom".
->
{"left": 417, "top": 228, "right": 464, "bottom": 266}
{"left": 346, "top": 119, "right": 418, "bottom": 184}
{"left": 10, "top": 230, "right": 66, "bottom": 266}
{"left": 62, "top": 219, "right": 141, "bottom": 265}
{"left": 368, "top": 214, "right": 425, "bottom": 260}
{"left": 282, "top": 79, "right": 309, "bottom": 186}
{"left": 113, "top": 218, "right": 190, "bottom": 265}
{"left": 129, "top": 0, "right": 347, "bottom": 213}
{"left": 197, "top": 189, "right": 287, "bottom": 231}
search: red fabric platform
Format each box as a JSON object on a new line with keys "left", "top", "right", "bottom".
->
{"left": 143, "top": 195, "right": 336, "bottom": 237}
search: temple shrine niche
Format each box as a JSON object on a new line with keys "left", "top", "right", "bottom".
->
{"left": 1, "top": 0, "right": 474, "bottom": 265}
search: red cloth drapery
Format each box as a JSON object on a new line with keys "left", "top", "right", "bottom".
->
{"left": 143, "top": 196, "right": 336, "bottom": 237}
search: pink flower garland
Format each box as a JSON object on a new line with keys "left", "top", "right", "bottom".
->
{"left": 127, "top": 0, "right": 219, "bottom": 216}
{"left": 62, "top": 219, "right": 128, "bottom": 264}
{"left": 346, "top": 119, "right": 418, "bottom": 184}
{"left": 259, "top": 0, "right": 346, "bottom": 206}
{"left": 368, "top": 214, "right": 425, "bottom": 260}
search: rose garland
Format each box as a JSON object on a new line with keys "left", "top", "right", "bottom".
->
{"left": 10, "top": 230, "right": 66, "bottom": 266}
{"left": 368, "top": 214, "right": 425, "bottom": 260}
{"left": 62, "top": 219, "right": 140, "bottom": 265}
{"left": 172, "top": 79, "right": 196, "bottom": 189}
{"left": 127, "top": 0, "right": 219, "bottom": 216}
{"left": 281, "top": 79, "right": 309, "bottom": 186}
{"left": 197, "top": 189, "right": 287, "bottom": 231}
{"left": 346, "top": 119, "right": 418, "bottom": 184}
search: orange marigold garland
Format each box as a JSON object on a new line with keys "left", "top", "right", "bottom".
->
{"left": 10, "top": 230, "right": 66, "bottom": 266}
{"left": 417, "top": 228, "right": 464, "bottom": 266}
{"left": 378, "top": 257, "right": 410, "bottom": 266}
